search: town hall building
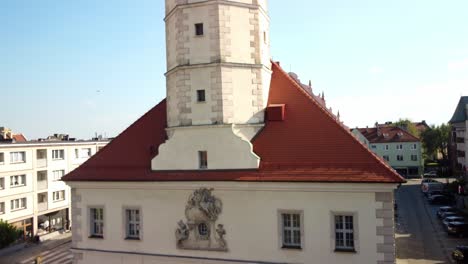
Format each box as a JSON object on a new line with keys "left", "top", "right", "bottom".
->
{"left": 64, "top": 1, "right": 404, "bottom": 263}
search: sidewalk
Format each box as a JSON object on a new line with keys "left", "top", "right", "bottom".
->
{"left": 0, "top": 231, "right": 72, "bottom": 264}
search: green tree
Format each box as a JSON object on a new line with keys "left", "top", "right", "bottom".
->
{"left": 420, "top": 123, "right": 450, "bottom": 161}
{"left": 392, "top": 118, "right": 420, "bottom": 138}
{"left": 0, "top": 220, "right": 21, "bottom": 249}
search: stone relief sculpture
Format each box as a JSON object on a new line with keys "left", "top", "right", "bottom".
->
{"left": 175, "top": 188, "right": 227, "bottom": 251}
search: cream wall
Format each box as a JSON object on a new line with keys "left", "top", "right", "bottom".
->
{"left": 70, "top": 181, "right": 397, "bottom": 264}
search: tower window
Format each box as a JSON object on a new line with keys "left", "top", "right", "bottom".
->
{"left": 198, "top": 151, "right": 207, "bottom": 169}
{"left": 195, "top": 23, "right": 204, "bottom": 36}
{"left": 197, "top": 90, "right": 206, "bottom": 102}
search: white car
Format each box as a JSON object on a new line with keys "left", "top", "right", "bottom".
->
{"left": 424, "top": 171, "right": 438, "bottom": 178}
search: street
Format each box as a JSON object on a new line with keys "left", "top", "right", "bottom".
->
{"left": 396, "top": 178, "right": 466, "bottom": 264}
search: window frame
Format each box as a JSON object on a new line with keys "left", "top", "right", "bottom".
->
{"left": 383, "top": 155, "right": 390, "bottom": 162}
{"left": 0, "top": 152, "right": 4, "bottom": 165}
{"left": 278, "top": 209, "right": 304, "bottom": 250}
{"left": 52, "top": 170, "right": 65, "bottom": 181}
{"left": 89, "top": 206, "right": 105, "bottom": 238}
{"left": 52, "top": 190, "right": 65, "bottom": 202}
{"left": 196, "top": 89, "right": 206, "bottom": 102}
{"left": 194, "top": 23, "right": 204, "bottom": 36}
{"left": 0, "top": 177, "right": 4, "bottom": 190}
{"left": 52, "top": 149, "right": 65, "bottom": 160}
{"left": 198, "top": 151, "right": 208, "bottom": 169}
{"left": 10, "top": 174, "right": 26, "bottom": 188}
{"left": 331, "top": 211, "right": 358, "bottom": 253}
{"left": 10, "top": 197, "right": 27, "bottom": 211}
{"left": 384, "top": 145, "right": 389, "bottom": 151}
{"left": 0, "top": 202, "right": 4, "bottom": 214}
{"left": 10, "top": 151, "right": 26, "bottom": 163}
{"left": 410, "top": 143, "right": 417, "bottom": 150}
{"left": 397, "top": 155, "right": 404, "bottom": 161}
{"left": 411, "top": 154, "right": 418, "bottom": 161}
{"left": 124, "top": 207, "right": 142, "bottom": 240}
{"left": 396, "top": 144, "right": 403, "bottom": 150}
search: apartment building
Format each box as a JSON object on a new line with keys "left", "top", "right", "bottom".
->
{"left": 0, "top": 139, "right": 108, "bottom": 237}
{"left": 450, "top": 96, "right": 468, "bottom": 175}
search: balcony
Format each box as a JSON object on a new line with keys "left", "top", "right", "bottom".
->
{"left": 37, "top": 180, "right": 48, "bottom": 191}
{"left": 37, "top": 158, "right": 47, "bottom": 168}
{"left": 37, "top": 171, "right": 48, "bottom": 190}
{"left": 36, "top": 149, "right": 47, "bottom": 168}
{"left": 457, "top": 137, "right": 465, "bottom": 143}
{"left": 37, "top": 192, "right": 48, "bottom": 211}
{"left": 38, "top": 202, "right": 48, "bottom": 212}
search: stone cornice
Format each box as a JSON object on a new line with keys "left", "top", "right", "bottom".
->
{"left": 165, "top": 62, "right": 271, "bottom": 77}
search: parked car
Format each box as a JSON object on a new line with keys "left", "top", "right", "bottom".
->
{"left": 447, "top": 222, "right": 468, "bottom": 237}
{"left": 429, "top": 195, "right": 453, "bottom": 205}
{"left": 422, "top": 182, "right": 444, "bottom": 195}
{"left": 427, "top": 190, "right": 444, "bottom": 197}
{"left": 438, "top": 206, "right": 457, "bottom": 218}
{"left": 440, "top": 211, "right": 461, "bottom": 220}
{"left": 452, "top": 245, "right": 468, "bottom": 263}
{"left": 443, "top": 216, "right": 466, "bottom": 229}
{"left": 424, "top": 171, "right": 438, "bottom": 178}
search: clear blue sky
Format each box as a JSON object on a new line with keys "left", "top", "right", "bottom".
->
{"left": 1, "top": 1, "right": 467, "bottom": 139}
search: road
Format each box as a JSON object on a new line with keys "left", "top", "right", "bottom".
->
{"left": 396, "top": 178, "right": 465, "bottom": 264}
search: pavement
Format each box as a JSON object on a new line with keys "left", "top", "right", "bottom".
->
{"left": 396, "top": 178, "right": 467, "bottom": 264}
{"left": 0, "top": 231, "right": 72, "bottom": 264}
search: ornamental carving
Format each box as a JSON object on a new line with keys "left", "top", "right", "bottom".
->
{"left": 175, "top": 188, "right": 227, "bottom": 251}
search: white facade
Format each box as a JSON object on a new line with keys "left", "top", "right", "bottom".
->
{"left": 0, "top": 140, "right": 108, "bottom": 236}
{"left": 69, "top": 182, "right": 396, "bottom": 264}
{"left": 452, "top": 121, "right": 468, "bottom": 171}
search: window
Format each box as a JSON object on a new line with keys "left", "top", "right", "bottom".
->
{"left": 53, "top": 190, "right": 65, "bottom": 202}
{"left": 10, "top": 174, "right": 26, "bottom": 187}
{"left": 335, "top": 215, "right": 355, "bottom": 252}
{"left": 371, "top": 145, "right": 376, "bottom": 149}
{"left": 198, "top": 151, "right": 207, "bottom": 169}
{"left": 38, "top": 193, "right": 47, "bottom": 203}
{"left": 11, "top": 198, "right": 26, "bottom": 211}
{"left": 411, "top": 155, "right": 418, "bottom": 161}
{"left": 37, "top": 171, "right": 47, "bottom": 181}
{"left": 0, "top": 177, "right": 4, "bottom": 190}
{"left": 410, "top": 144, "right": 417, "bottom": 150}
{"left": 281, "top": 213, "right": 302, "bottom": 248}
{"left": 196, "top": 90, "right": 206, "bottom": 102}
{"left": 396, "top": 144, "right": 403, "bottom": 150}
{"left": 384, "top": 145, "right": 389, "bottom": 151}
{"left": 397, "top": 155, "right": 404, "bottom": 161}
{"left": 90, "top": 207, "right": 104, "bottom": 238}
{"left": 195, "top": 23, "right": 204, "bottom": 36}
{"left": 10, "top": 151, "right": 26, "bottom": 163}
{"left": 263, "top": 31, "right": 267, "bottom": 44}
{"left": 52, "top": 170, "right": 65, "bottom": 181}
{"left": 125, "top": 209, "right": 141, "bottom": 239}
{"left": 0, "top": 152, "right": 4, "bottom": 164}
{"left": 52, "top": 149, "right": 64, "bottom": 160}
{"left": 383, "top": 155, "right": 389, "bottom": 162}
{"left": 0, "top": 202, "right": 4, "bottom": 214}
{"left": 75, "top": 148, "right": 92, "bottom": 158}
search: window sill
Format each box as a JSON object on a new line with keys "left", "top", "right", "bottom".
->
{"left": 52, "top": 200, "right": 65, "bottom": 203}
{"left": 334, "top": 248, "right": 356, "bottom": 253}
{"left": 194, "top": 35, "right": 204, "bottom": 38}
{"left": 125, "top": 237, "right": 140, "bottom": 241}
{"left": 52, "top": 158, "right": 64, "bottom": 161}
{"left": 281, "top": 245, "right": 302, "bottom": 250}
{"left": 11, "top": 208, "right": 26, "bottom": 212}
{"left": 10, "top": 161, "right": 25, "bottom": 164}
{"left": 89, "top": 235, "right": 103, "bottom": 239}
{"left": 10, "top": 185, "right": 26, "bottom": 188}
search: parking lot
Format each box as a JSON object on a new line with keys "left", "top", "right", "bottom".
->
{"left": 396, "top": 178, "right": 466, "bottom": 264}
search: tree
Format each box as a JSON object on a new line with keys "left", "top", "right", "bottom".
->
{"left": 392, "top": 118, "right": 420, "bottom": 138}
{"left": 420, "top": 123, "right": 450, "bottom": 161}
{"left": 0, "top": 220, "right": 21, "bottom": 249}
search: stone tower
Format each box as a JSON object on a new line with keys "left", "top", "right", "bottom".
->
{"left": 152, "top": 0, "right": 271, "bottom": 170}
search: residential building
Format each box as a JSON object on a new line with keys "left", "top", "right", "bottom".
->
{"left": 64, "top": 1, "right": 404, "bottom": 264}
{"left": 352, "top": 126, "right": 423, "bottom": 177}
{"left": 449, "top": 96, "right": 468, "bottom": 176}
{"left": 0, "top": 138, "right": 108, "bottom": 238}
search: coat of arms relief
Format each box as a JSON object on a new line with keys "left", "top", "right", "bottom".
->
{"left": 175, "top": 188, "right": 227, "bottom": 251}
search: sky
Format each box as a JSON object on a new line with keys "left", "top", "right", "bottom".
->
{"left": 1, "top": 0, "right": 467, "bottom": 140}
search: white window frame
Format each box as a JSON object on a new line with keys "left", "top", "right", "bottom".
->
{"left": 124, "top": 208, "right": 141, "bottom": 240}
{"left": 11, "top": 197, "right": 27, "bottom": 211}
{"left": 0, "top": 152, "right": 4, "bottom": 165}
{"left": 0, "top": 177, "right": 4, "bottom": 190}
{"left": 383, "top": 155, "right": 390, "bottom": 162}
{"left": 278, "top": 210, "right": 304, "bottom": 249}
{"left": 384, "top": 145, "right": 389, "bottom": 151}
{"left": 411, "top": 154, "right": 418, "bottom": 161}
{"left": 397, "top": 155, "right": 404, "bottom": 161}
{"left": 371, "top": 145, "right": 377, "bottom": 149}
{"left": 89, "top": 207, "right": 104, "bottom": 238}
{"left": 10, "top": 174, "right": 26, "bottom": 187}
{"left": 52, "top": 190, "right": 65, "bottom": 202}
{"left": 332, "top": 212, "right": 358, "bottom": 253}
{"left": 52, "top": 149, "right": 65, "bottom": 160}
{"left": 10, "top": 151, "right": 26, "bottom": 163}
{"left": 396, "top": 144, "right": 403, "bottom": 150}
{"left": 0, "top": 202, "right": 4, "bottom": 214}
{"left": 410, "top": 144, "right": 417, "bottom": 150}
{"left": 52, "top": 170, "right": 65, "bottom": 181}
{"left": 75, "top": 148, "right": 92, "bottom": 159}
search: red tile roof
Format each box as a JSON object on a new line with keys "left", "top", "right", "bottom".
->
{"left": 63, "top": 62, "right": 404, "bottom": 184}
{"left": 12, "top": 134, "right": 27, "bottom": 142}
{"left": 356, "top": 127, "right": 420, "bottom": 143}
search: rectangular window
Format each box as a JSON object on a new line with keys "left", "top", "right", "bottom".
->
{"left": 0, "top": 152, "right": 4, "bottom": 164}
{"left": 411, "top": 154, "right": 418, "bottom": 161}
{"left": 335, "top": 215, "right": 355, "bottom": 251}
{"left": 75, "top": 148, "right": 92, "bottom": 158}
{"left": 383, "top": 155, "right": 389, "bottom": 162}
{"left": 53, "top": 190, "right": 65, "bottom": 202}
{"left": 10, "top": 174, "right": 26, "bottom": 187}
{"left": 384, "top": 145, "right": 389, "bottom": 151}
{"left": 195, "top": 23, "right": 204, "bottom": 36}
{"left": 196, "top": 90, "right": 206, "bottom": 102}
{"left": 0, "top": 202, "right": 4, "bottom": 214}
{"left": 396, "top": 144, "right": 403, "bottom": 150}
{"left": 52, "top": 149, "right": 65, "bottom": 160}
{"left": 397, "top": 155, "right": 404, "bottom": 161}
{"left": 10, "top": 151, "right": 26, "bottom": 163}
{"left": 198, "top": 151, "right": 208, "bottom": 169}
{"left": 125, "top": 209, "right": 141, "bottom": 239}
{"left": 410, "top": 144, "right": 417, "bottom": 150}
{"left": 281, "top": 213, "right": 301, "bottom": 248}
{"left": 11, "top": 198, "right": 26, "bottom": 211}
{"left": 38, "top": 193, "right": 47, "bottom": 203}
{"left": 90, "top": 207, "right": 104, "bottom": 238}
{"left": 52, "top": 170, "right": 65, "bottom": 181}
{"left": 0, "top": 177, "right": 4, "bottom": 189}
{"left": 371, "top": 145, "right": 376, "bottom": 149}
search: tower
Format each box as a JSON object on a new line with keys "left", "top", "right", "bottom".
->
{"left": 152, "top": 0, "right": 272, "bottom": 170}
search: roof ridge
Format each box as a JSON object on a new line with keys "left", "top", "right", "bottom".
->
{"left": 271, "top": 61, "right": 404, "bottom": 182}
